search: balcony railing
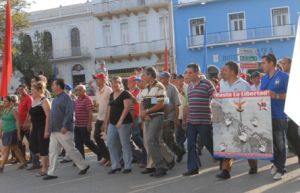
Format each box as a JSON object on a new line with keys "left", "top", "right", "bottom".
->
{"left": 95, "top": 39, "right": 166, "bottom": 59}
{"left": 51, "top": 47, "right": 91, "bottom": 60}
{"left": 92, "top": 0, "right": 169, "bottom": 15}
{"left": 187, "top": 24, "right": 296, "bottom": 48}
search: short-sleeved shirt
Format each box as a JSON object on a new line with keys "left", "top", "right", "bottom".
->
{"left": 130, "top": 88, "right": 140, "bottom": 118}
{"left": 109, "top": 91, "right": 133, "bottom": 125}
{"left": 75, "top": 95, "right": 93, "bottom": 127}
{"left": 96, "top": 85, "right": 113, "bottom": 121}
{"left": 165, "top": 84, "right": 181, "bottom": 121}
{"left": 260, "top": 70, "right": 289, "bottom": 119}
{"left": 139, "top": 81, "right": 166, "bottom": 116}
{"left": 187, "top": 79, "right": 216, "bottom": 125}
{"left": 18, "top": 94, "right": 32, "bottom": 126}
{"left": 220, "top": 78, "right": 251, "bottom": 92}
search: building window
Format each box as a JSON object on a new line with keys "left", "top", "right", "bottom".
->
{"left": 103, "top": 25, "right": 111, "bottom": 47}
{"left": 120, "top": 22, "right": 129, "bottom": 44}
{"left": 190, "top": 18, "right": 205, "bottom": 36}
{"left": 138, "top": 20, "right": 148, "bottom": 42}
{"left": 71, "top": 28, "right": 81, "bottom": 56}
{"left": 229, "top": 12, "right": 245, "bottom": 31}
{"left": 43, "top": 31, "right": 53, "bottom": 58}
{"left": 272, "top": 7, "right": 289, "bottom": 26}
{"left": 159, "top": 16, "right": 169, "bottom": 39}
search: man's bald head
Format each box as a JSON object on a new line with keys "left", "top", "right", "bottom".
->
{"left": 76, "top": 84, "right": 87, "bottom": 97}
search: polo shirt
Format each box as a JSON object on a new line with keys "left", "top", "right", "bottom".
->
{"left": 75, "top": 95, "right": 93, "bottom": 127}
{"left": 260, "top": 70, "right": 289, "bottom": 119}
{"left": 18, "top": 94, "right": 32, "bottom": 126}
{"left": 187, "top": 79, "right": 216, "bottom": 125}
{"left": 139, "top": 80, "right": 166, "bottom": 116}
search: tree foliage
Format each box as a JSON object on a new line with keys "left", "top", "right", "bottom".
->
{"left": 13, "top": 31, "right": 54, "bottom": 86}
{"left": 0, "top": 0, "right": 30, "bottom": 50}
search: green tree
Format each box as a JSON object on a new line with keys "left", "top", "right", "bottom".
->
{"left": 0, "top": 0, "right": 30, "bottom": 49}
{"left": 13, "top": 31, "right": 54, "bottom": 86}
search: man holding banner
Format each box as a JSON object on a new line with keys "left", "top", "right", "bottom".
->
{"left": 216, "top": 61, "right": 258, "bottom": 180}
{"left": 260, "top": 53, "right": 289, "bottom": 180}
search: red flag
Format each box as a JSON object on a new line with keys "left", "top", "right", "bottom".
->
{"left": 164, "top": 46, "right": 169, "bottom": 72}
{"left": 1, "top": 0, "right": 13, "bottom": 97}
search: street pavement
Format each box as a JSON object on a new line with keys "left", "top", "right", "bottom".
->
{"left": 0, "top": 150, "right": 300, "bottom": 193}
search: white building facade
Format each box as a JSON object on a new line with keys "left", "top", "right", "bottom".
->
{"left": 25, "top": 2, "right": 97, "bottom": 86}
{"left": 22, "top": 0, "right": 173, "bottom": 86}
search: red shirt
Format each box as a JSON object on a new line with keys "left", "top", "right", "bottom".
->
{"left": 74, "top": 95, "right": 93, "bottom": 127}
{"left": 131, "top": 88, "right": 140, "bottom": 119}
{"left": 18, "top": 94, "right": 32, "bottom": 126}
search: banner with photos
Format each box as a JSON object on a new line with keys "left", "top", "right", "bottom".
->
{"left": 212, "top": 91, "right": 273, "bottom": 160}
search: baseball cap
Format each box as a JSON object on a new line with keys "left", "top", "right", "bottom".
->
{"left": 93, "top": 73, "right": 107, "bottom": 80}
{"left": 65, "top": 84, "right": 73, "bottom": 91}
{"left": 159, "top": 71, "right": 171, "bottom": 78}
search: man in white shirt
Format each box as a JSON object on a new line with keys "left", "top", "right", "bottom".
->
{"left": 93, "top": 73, "right": 112, "bottom": 166}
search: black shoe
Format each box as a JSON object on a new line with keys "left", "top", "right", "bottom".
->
{"left": 167, "top": 159, "right": 175, "bottom": 170}
{"left": 248, "top": 167, "right": 258, "bottom": 175}
{"left": 141, "top": 168, "right": 156, "bottom": 174}
{"left": 60, "top": 159, "right": 72, "bottom": 163}
{"left": 182, "top": 170, "right": 199, "bottom": 176}
{"left": 150, "top": 170, "right": 167, "bottom": 178}
{"left": 78, "top": 165, "right": 90, "bottom": 175}
{"left": 27, "top": 165, "right": 41, "bottom": 171}
{"left": 176, "top": 151, "right": 186, "bottom": 163}
{"left": 108, "top": 168, "right": 121, "bottom": 174}
{"left": 122, "top": 169, "right": 132, "bottom": 174}
{"left": 216, "top": 170, "right": 231, "bottom": 180}
{"left": 43, "top": 175, "right": 58, "bottom": 180}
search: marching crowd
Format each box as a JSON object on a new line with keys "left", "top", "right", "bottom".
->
{"left": 0, "top": 53, "right": 299, "bottom": 182}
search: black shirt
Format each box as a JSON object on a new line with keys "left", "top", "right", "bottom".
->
{"left": 109, "top": 91, "right": 133, "bottom": 125}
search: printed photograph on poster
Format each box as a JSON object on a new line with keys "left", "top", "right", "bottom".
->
{"left": 212, "top": 91, "right": 273, "bottom": 160}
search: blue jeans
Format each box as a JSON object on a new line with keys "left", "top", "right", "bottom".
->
{"left": 107, "top": 123, "right": 132, "bottom": 170}
{"left": 187, "top": 123, "right": 214, "bottom": 171}
{"left": 132, "top": 119, "right": 147, "bottom": 164}
{"left": 271, "top": 119, "right": 288, "bottom": 174}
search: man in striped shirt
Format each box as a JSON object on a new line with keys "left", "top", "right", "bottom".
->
{"left": 74, "top": 85, "right": 102, "bottom": 161}
{"left": 182, "top": 63, "right": 216, "bottom": 176}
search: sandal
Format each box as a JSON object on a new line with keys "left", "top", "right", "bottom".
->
{"left": 36, "top": 171, "right": 47, "bottom": 177}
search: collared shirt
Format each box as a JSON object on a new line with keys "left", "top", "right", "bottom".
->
{"left": 95, "top": 85, "right": 113, "bottom": 121}
{"left": 165, "top": 83, "right": 181, "bottom": 121}
{"left": 139, "top": 80, "right": 166, "bottom": 116}
{"left": 187, "top": 79, "right": 215, "bottom": 125}
{"left": 220, "top": 78, "right": 251, "bottom": 93}
{"left": 49, "top": 92, "right": 74, "bottom": 132}
{"left": 260, "top": 70, "right": 289, "bottom": 119}
{"left": 75, "top": 95, "right": 93, "bottom": 127}
{"left": 18, "top": 94, "right": 32, "bottom": 126}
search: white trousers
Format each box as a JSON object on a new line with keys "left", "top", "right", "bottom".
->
{"left": 48, "top": 131, "right": 87, "bottom": 176}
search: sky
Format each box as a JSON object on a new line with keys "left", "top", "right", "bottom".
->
{"left": 26, "top": 0, "right": 88, "bottom": 12}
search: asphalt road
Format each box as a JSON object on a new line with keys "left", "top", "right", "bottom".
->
{"left": 0, "top": 150, "right": 300, "bottom": 193}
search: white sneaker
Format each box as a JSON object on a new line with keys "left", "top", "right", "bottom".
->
{"left": 273, "top": 172, "right": 283, "bottom": 180}
{"left": 270, "top": 165, "right": 277, "bottom": 175}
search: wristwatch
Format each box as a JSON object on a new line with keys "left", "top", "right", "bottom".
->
{"left": 276, "top": 94, "right": 280, "bottom": 100}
